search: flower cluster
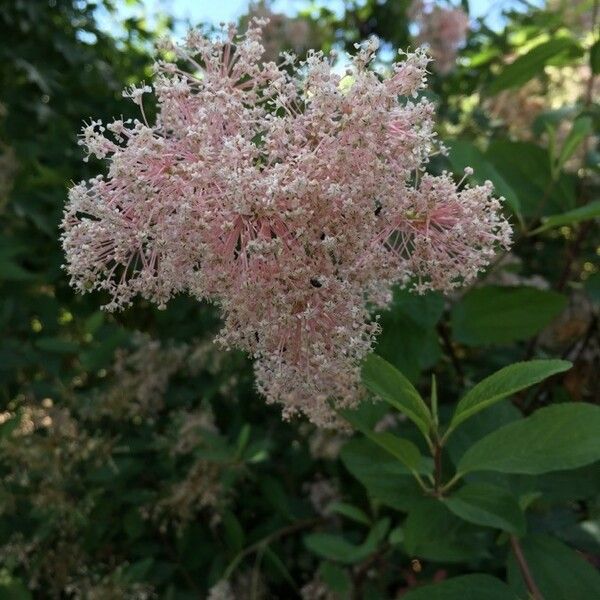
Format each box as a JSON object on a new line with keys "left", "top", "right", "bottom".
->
{"left": 62, "top": 21, "right": 510, "bottom": 426}
{"left": 409, "top": 1, "right": 470, "bottom": 74}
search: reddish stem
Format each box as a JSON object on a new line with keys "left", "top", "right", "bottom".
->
{"left": 510, "top": 535, "right": 544, "bottom": 600}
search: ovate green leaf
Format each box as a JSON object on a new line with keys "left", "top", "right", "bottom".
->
{"left": 340, "top": 439, "right": 424, "bottom": 511}
{"left": 451, "top": 286, "right": 567, "bottom": 346}
{"left": 444, "top": 483, "right": 526, "bottom": 536}
{"left": 458, "top": 404, "right": 600, "bottom": 475}
{"left": 488, "top": 38, "right": 580, "bottom": 94}
{"left": 361, "top": 354, "right": 432, "bottom": 438}
{"left": 402, "top": 574, "right": 518, "bottom": 600}
{"left": 448, "top": 359, "right": 571, "bottom": 433}
{"left": 530, "top": 200, "right": 600, "bottom": 234}
{"left": 507, "top": 535, "right": 600, "bottom": 599}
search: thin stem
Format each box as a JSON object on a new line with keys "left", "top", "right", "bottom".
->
{"left": 430, "top": 374, "right": 439, "bottom": 428}
{"left": 250, "top": 546, "right": 266, "bottom": 600}
{"left": 438, "top": 472, "right": 462, "bottom": 495}
{"left": 510, "top": 535, "right": 545, "bottom": 600}
{"left": 412, "top": 470, "right": 431, "bottom": 494}
{"left": 160, "top": 533, "right": 202, "bottom": 594}
{"left": 556, "top": 221, "right": 592, "bottom": 292}
{"left": 584, "top": 1, "right": 599, "bottom": 108}
{"left": 223, "top": 517, "right": 323, "bottom": 581}
{"left": 437, "top": 321, "right": 465, "bottom": 386}
{"left": 433, "top": 440, "right": 443, "bottom": 494}
{"left": 351, "top": 542, "right": 390, "bottom": 600}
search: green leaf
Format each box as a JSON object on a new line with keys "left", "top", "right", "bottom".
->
{"left": 0, "top": 575, "right": 33, "bottom": 600}
{"left": 530, "top": 200, "right": 600, "bottom": 234}
{"left": 447, "top": 140, "right": 521, "bottom": 214}
{"left": 591, "top": 38, "right": 600, "bottom": 75}
{"left": 304, "top": 533, "right": 368, "bottom": 564}
{"left": 446, "top": 403, "right": 523, "bottom": 466}
{"left": 340, "top": 439, "right": 425, "bottom": 511}
{"left": 447, "top": 360, "right": 571, "bottom": 434}
{"left": 402, "top": 574, "right": 518, "bottom": 600}
{"left": 222, "top": 511, "right": 245, "bottom": 554}
{"left": 488, "top": 37, "right": 580, "bottom": 94}
{"left": 318, "top": 562, "right": 352, "bottom": 596}
{"left": 585, "top": 272, "right": 600, "bottom": 303}
{"left": 486, "top": 140, "right": 576, "bottom": 217}
{"left": 369, "top": 431, "right": 423, "bottom": 472}
{"left": 458, "top": 403, "right": 600, "bottom": 475}
{"left": 361, "top": 354, "right": 432, "bottom": 439}
{"left": 263, "top": 547, "right": 297, "bottom": 590}
{"left": 341, "top": 408, "right": 425, "bottom": 473}
{"left": 304, "top": 518, "right": 390, "bottom": 564}
{"left": 123, "top": 557, "right": 154, "bottom": 583}
{"left": 451, "top": 287, "right": 567, "bottom": 345}
{"left": 388, "top": 526, "right": 404, "bottom": 546}
{"left": 554, "top": 117, "right": 593, "bottom": 175}
{"left": 328, "top": 502, "right": 371, "bottom": 526}
{"left": 34, "top": 336, "right": 80, "bottom": 354}
{"left": 507, "top": 535, "right": 600, "bottom": 599}
{"left": 0, "top": 256, "right": 38, "bottom": 282}
{"left": 0, "top": 414, "right": 20, "bottom": 439}
{"left": 123, "top": 508, "right": 145, "bottom": 540}
{"left": 375, "top": 290, "right": 444, "bottom": 382}
{"left": 403, "top": 499, "right": 489, "bottom": 562}
{"left": 444, "top": 483, "right": 526, "bottom": 536}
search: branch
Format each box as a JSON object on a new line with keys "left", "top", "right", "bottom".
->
{"left": 510, "top": 535, "right": 545, "bottom": 600}
{"left": 437, "top": 321, "right": 465, "bottom": 386}
{"left": 223, "top": 517, "right": 324, "bottom": 581}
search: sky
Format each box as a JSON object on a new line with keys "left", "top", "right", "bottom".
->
{"left": 97, "top": 0, "right": 542, "bottom": 37}
{"left": 158, "top": 0, "right": 527, "bottom": 24}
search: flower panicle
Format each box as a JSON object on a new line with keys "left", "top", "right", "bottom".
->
{"left": 62, "top": 22, "right": 511, "bottom": 427}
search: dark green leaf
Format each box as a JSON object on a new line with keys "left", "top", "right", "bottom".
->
{"left": 34, "top": 337, "right": 80, "bottom": 354}
{"left": 530, "top": 200, "right": 600, "bottom": 234}
{"left": 402, "top": 574, "right": 518, "bottom": 600}
{"left": 403, "top": 499, "right": 489, "bottom": 562}
{"left": 340, "top": 439, "right": 424, "bottom": 511}
{"left": 447, "top": 360, "right": 571, "bottom": 434}
{"left": 222, "top": 511, "right": 245, "bottom": 554}
{"left": 447, "top": 140, "right": 521, "bottom": 214}
{"left": 375, "top": 290, "right": 443, "bottom": 382}
{"left": 458, "top": 403, "right": 600, "bottom": 475}
{"left": 328, "top": 502, "right": 371, "bottom": 526}
{"left": 304, "top": 518, "right": 389, "bottom": 564}
{"left": 263, "top": 547, "right": 297, "bottom": 590}
{"left": 555, "top": 117, "right": 593, "bottom": 174}
{"left": 0, "top": 576, "right": 33, "bottom": 600}
{"left": 451, "top": 286, "right": 567, "bottom": 345}
{"left": 488, "top": 38, "right": 580, "bottom": 94}
{"left": 318, "top": 562, "right": 352, "bottom": 596}
{"left": 341, "top": 408, "right": 425, "bottom": 473}
{"left": 444, "top": 483, "right": 525, "bottom": 536}
{"left": 507, "top": 535, "right": 600, "bottom": 599}
{"left": 486, "top": 140, "right": 576, "bottom": 217}
{"left": 446, "top": 403, "right": 523, "bottom": 466}
{"left": 361, "top": 354, "right": 432, "bottom": 438}
{"left": 585, "top": 272, "right": 600, "bottom": 303}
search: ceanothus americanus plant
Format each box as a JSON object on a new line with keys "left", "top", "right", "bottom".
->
{"left": 61, "top": 20, "right": 511, "bottom": 426}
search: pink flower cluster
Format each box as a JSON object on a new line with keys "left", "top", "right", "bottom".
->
{"left": 62, "top": 21, "right": 510, "bottom": 426}
{"left": 410, "top": 1, "right": 470, "bottom": 74}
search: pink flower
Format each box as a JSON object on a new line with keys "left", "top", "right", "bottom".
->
{"left": 380, "top": 172, "right": 511, "bottom": 293}
{"left": 410, "top": 1, "right": 470, "bottom": 74}
{"left": 62, "top": 21, "right": 510, "bottom": 426}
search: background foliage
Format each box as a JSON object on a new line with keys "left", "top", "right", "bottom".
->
{"left": 0, "top": 0, "right": 598, "bottom": 598}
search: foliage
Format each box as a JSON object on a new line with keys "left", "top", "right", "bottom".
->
{"left": 0, "top": 0, "right": 598, "bottom": 598}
